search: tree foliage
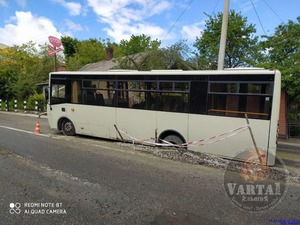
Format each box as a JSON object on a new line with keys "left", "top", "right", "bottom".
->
{"left": 194, "top": 10, "right": 259, "bottom": 69}
{"left": 118, "top": 34, "right": 161, "bottom": 70}
{"left": 0, "top": 42, "right": 58, "bottom": 100}
{"left": 259, "top": 17, "right": 300, "bottom": 120}
{"left": 118, "top": 40, "right": 195, "bottom": 71}
{"left": 61, "top": 37, "right": 122, "bottom": 71}
{"left": 0, "top": 47, "right": 19, "bottom": 99}
{"left": 119, "top": 34, "right": 161, "bottom": 56}
{"left": 61, "top": 38, "right": 107, "bottom": 71}
{"left": 61, "top": 36, "right": 79, "bottom": 58}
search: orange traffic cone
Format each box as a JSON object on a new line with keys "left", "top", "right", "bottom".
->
{"left": 33, "top": 121, "right": 41, "bottom": 134}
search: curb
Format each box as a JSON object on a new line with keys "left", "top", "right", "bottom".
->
{"left": 0, "top": 111, "right": 48, "bottom": 119}
{"left": 277, "top": 143, "right": 300, "bottom": 151}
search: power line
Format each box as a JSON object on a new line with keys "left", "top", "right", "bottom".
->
{"left": 162, "top": 0, "right": 195, "bottom": 42}
{"left": 261, "top": 0, "right": 284, "bottom": 23}
{"left": 250, "top": 0, "right": 267, "bottom": 36}
{"left": 212, "top": 0, "right": 221, "bottom": 15}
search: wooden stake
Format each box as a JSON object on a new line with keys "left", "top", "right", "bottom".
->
{"left": 245, "top": 114, "right": 264, "bottom": 167}
{"left": 114, "top": 124, "right": 124, "bottom": 142}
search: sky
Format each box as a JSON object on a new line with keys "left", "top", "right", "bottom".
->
{"left": 0, "top": 0, "right": 299, "bottom": 48}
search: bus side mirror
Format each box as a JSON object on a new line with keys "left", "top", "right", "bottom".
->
{"left": 45, "top": 88, "right": 49, "bottom": 101}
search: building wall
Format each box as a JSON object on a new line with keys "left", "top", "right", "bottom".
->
{"left": 57, "top": 65, "right": 67, "bottom": 71}
{"left": 278, "top": 89, "right": 287, "bottom": 138}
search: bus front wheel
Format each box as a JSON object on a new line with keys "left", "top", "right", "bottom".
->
{"left": 61, "top": 119, "right": 76, "bottom": 136}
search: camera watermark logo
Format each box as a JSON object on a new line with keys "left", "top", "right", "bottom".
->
{"left": 9, "top": 203, "right": 21, "bottom": 214}
{"left": 223, "top": 148, "right": 289, "bottom": 211}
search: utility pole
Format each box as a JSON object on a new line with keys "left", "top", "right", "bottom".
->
{"left": 217, "top": 0, "right": 230, "bottom": 70}
{"left": 48, "top": 36, "right": 62, "bottom": 72}
{"left": 54, "top": 50, "right": 58, "bottom": 72}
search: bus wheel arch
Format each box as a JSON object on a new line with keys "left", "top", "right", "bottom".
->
{"left": 59, "top": 117, "right": 76, "bottom": 136}
{"left": 158, "top": 130, "right": 186, "bottom": 146}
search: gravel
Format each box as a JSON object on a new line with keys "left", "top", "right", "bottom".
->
{"left": 114, "top": 142, "right": 299, "bottom": 184}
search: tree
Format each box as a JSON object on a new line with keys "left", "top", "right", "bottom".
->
{"left": 62, "top": 38, "right": 108, "bottom": 71}
{"left": 16, "top": 42, "right": 42, "bottom": 99}
{"left": 0, "top": 46, "right": 23, "bottom": 100}
{"left": 162, "top": 40, "right": 196, "bottom": 70}
{"left": 117, "top": 39, "right": 195, "bottom": 71}
{"left": 194, "top": 10, "right": 260, "bottom": 69}
{"left": 259, "top": 17, "right": 300, "bottom": 121}
{"left": 0, "top": 42, "right": 56, "bottom": 101}
{"left": 35, "top": 43, "right": 59, "bottom": 80}
{"left": 61, "top": 36, "right": 79, "bottom": 59}
{"left": 118, "top": 34, "right": 161, "bottom": 70}
{"left": 119, "top": 34, "right": 161, "bottom": 56}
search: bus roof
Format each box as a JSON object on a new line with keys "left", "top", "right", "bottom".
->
{"left": 50, "top": 68, "right": 279, "bottom": 76}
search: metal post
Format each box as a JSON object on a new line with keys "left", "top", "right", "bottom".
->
{"left": 54, "top": 50, "right": 58, "bottom": 72}
{"left": 217, "top": 0, "right": 230, "bottom": 70}
{"left": 5, "top": 99, "right": 9, "bottom": 111}
{"left": 35, "top": 101, "right": 38, "bottom": 114}
{"left": 114, "top": 124, "right": 124, "bottom": 142}
{"left": 24, "top": 100, "right": 27, "bottom": 113}
{"left": 0, "top": 99, "right": 2, "bottom": 111}
{"left": 14, "top": 99, "right": 18, "bottom": 112}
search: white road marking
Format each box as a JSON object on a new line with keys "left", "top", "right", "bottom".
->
{"left": 13, "top": 153, "right": 108, "bottom": 191}
{"left": 0, "top": 111, "right": 47, "bottom": 118}
{"left": 0, "top": 124, "right": 132, "bottom": 154}
{"left": 0, "top": 125, "right": 50, "bottom": 137}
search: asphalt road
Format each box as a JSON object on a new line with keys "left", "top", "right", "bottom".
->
{"left": 0, "top": 112, "right": 299, "bottom": 225}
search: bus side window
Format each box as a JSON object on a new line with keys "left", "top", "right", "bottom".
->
{"left": 190, "top": 82, "right": 208, "bottom": 114}
{"left": 207, "top": 82, "right": 272, "bottom": 120}
{"left": 82, "top": 89, "right": 95, "bottom": 105}
{"left": 129, "top": 91, "right": 146, "bottom": 109}
{"left": 95, "top": 92, "right": 105, "bottom": 106}
{"left": 71, "top": 81, "right": 80, "bottom": 103}
{"left": 50, "top": 81, "right": 67, "bottom": 105}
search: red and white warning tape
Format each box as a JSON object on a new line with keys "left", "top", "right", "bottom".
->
{"left": 119, "top": 124, "right": 249, "bottom": 148}
{"left": 182, "top": 124, "right": 249, "bottom": 147}
{"left": 119, "top": 130, "right": 172, "bottom": 147}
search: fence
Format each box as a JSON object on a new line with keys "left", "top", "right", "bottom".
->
{"left": 288, "top": 123, "right": 300, "bottom": 139}
{"left": 0, "top": 99, "right": 46, "bottom": 113}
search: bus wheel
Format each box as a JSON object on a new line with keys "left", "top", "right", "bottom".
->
{"left": 162, "top": 134, "right": 184, "bottom": 146}
{"left": 62, "top": 119, "right": 76, "bottom": 136}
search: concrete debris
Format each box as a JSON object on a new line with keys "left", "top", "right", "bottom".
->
{"left": 114, "top": 142, "right": 299, "bottom": 184}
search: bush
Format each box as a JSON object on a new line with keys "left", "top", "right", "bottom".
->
{"left": 27, "top": 93, "right": 46, "bottom": 111}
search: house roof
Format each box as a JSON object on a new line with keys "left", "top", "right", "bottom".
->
{"left": 79, "top": 59, "right": 118, "bottom": 71}
{"left": 79, "top": 52, "right": 148, "bottom": 71}
{"left": 0, "top": 43, "right": 9, "bottom": 49}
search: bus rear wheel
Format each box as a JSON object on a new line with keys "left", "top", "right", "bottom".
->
{"left": 162, "top": 134, "right": 184, "bottom": 146}
{"left": 62, "top": 119, "right": 76, "bottom": 136}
